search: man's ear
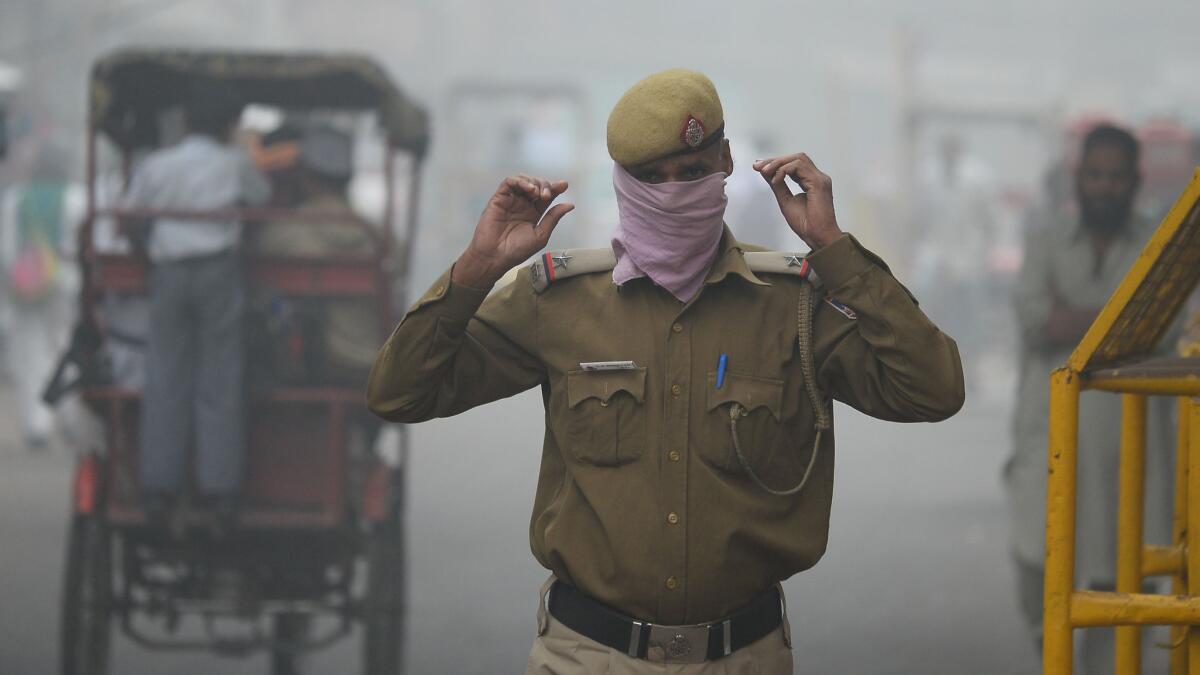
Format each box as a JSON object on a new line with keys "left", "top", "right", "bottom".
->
{"left": 721, "top": 139, "right": 733, "bottom": 175}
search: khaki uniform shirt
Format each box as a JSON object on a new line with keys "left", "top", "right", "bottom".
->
{"left": 368, "top": 228, "right": 964, "bottom": 624}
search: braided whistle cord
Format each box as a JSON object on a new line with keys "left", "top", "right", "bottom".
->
{"left": 728, "top": 281, "right": 830, "bottom": 497}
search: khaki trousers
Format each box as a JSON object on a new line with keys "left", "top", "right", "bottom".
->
{"left": 526, "top": 578, "right": 794, "bottom": 675}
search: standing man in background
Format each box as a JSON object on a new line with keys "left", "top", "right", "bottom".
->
{"left": 369, "top": 69, "right": 964, "bottom": 672}
{"left": 122, "top": 81, "right": 270, "bottom": 526}
{"left": 1005, "top": 123, "right": 1174, "bottom": 672}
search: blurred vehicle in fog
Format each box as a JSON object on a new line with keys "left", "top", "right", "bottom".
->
{"left": 52, "top": 49, "right": 428, "bottom": 675}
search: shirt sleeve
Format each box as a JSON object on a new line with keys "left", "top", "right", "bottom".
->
{"left": 235, "top": 150, "right": 272, "bottom": 207}
{"left": 1013, "top": 227, "right": 1055, "bottom": 350}
{"left": 120, "top": 163, "right": 153, "bottom": 209}
{"left": 366, "top": 264, "right": 546, "bottom": 423}
{"left": 808, "top": 234, "right": 965, "bottom": 422}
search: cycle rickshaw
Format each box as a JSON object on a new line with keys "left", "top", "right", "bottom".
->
{"left": 53, "top": 48, "right": 428, "bottom": 675}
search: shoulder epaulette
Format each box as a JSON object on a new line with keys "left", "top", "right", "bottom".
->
{"left": 528, "top": 248, "right": 821, "bottom": 293}
{"left": 530, "top": 248, "right": 616, "bottom": 293}
{"left": 743, "top": 251, "right": 822, "bottom": 288}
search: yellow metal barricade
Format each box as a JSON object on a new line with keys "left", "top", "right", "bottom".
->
{"left": 1043, "top": 168, "right": 1200, "bottom": 674}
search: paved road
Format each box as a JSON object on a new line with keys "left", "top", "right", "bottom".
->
{"left": 0, "top": 381, "right": 1041, "bottom": 674}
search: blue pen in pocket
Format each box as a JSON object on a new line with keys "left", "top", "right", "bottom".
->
{"left": 716, "top": 353, "right": 728, "bottom": 389}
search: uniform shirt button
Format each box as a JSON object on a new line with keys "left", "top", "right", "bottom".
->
{"left": 665, "top": 576, "right": 678, "bottom": 590}
{"left": 668, "top": 451, "right": 681, "bottom": 462}
{"left": 672, "top": 322, "right": 683, "bottom": 333}
{"left": 671, "top": 384, "right": 682, "bottom": 396}
{"left": 667, "top": 512, "right": 679, "bottom": 525}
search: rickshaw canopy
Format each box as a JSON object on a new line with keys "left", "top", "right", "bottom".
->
{"left": 90, "top": 48, "right": 429, "bottom": 157}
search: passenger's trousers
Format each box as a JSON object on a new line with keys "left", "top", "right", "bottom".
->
{"left": 139, "top": 251, "right": 244, "bottom": 495}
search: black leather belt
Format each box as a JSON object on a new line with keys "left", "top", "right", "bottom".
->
{"left": 546, "top": 581, "right": 782, "bottom": 664}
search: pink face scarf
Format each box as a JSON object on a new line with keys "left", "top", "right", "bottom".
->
{"left": 611, "top": 162, "right": 728, "bottom": 302}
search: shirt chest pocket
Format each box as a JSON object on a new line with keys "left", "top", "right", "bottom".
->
{"left": 702, "top": 372, "right": 785, "bottom": 473}
{"left": 564, "top": 368, "right": 648, "bottom": 467}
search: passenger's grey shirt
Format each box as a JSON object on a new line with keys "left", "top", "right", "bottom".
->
{"left": 122, "top": 134, "right": 270, "bottom": 263}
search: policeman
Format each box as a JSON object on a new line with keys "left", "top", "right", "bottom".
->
{"left": 368, "top": 69, "right": 965, "bottom": 673}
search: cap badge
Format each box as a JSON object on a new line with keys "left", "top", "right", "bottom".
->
{"left": 681, "top": 116, "right": 705, "bottom": 148}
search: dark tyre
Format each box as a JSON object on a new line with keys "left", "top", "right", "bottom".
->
{"left": 60, "top": 514, "right": 113, "bottom": 675}
{"left": 362, "top": 518, "right": 405, "bottom": 675}
{"left": 270, "top": 611, "right": 312, "bottom": 675}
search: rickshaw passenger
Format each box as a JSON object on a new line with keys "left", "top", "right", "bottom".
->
{"left": 255, "top": 126, "right": 379, "bottom": 382}
{"left": 122, "top": 81, "right": 270, "bottom": 524}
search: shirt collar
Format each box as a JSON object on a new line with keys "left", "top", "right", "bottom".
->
{"left": 704, "top": 225, "right": 769, "bottom": 287}
{"left": 613, "top": 225, "right": 770, "bottom": 296}
{"left": 181, "top": 133, "right": 219, "bottom": 148}
{"left": 1070, "top": 213, "right": 1141, "bottom": 243}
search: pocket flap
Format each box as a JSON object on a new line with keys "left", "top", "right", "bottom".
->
{"left": 705, "top": 372, "right": 784, "bottom": 420}
{"left": 567, "top": 368, "right": 647, "bottom": 408}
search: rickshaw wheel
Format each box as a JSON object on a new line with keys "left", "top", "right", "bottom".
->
{"left": 270, "top": 612, "right": 312, "bottom": 675}
{"left": 60, "top": 514, "right": 113, "bottom": 675}
{"left": 363, "top": 518, "right": 404, "bottom": 675}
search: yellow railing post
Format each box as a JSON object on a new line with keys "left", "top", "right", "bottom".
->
{"left": 1045, "top": 368, "right": 1081, "bottom": 674}
{"left": 1188, "top": 398, "right": 1200, "bottom": 674}
{"left": 1116, "top": 393, "right": 1148, "bottom": 673}
{"left": 1172, "top": 397, "right": 1192, "bottom": 675}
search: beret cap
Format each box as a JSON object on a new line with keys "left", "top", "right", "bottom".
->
{"left": 606, "top": 68, "right": 724, "bottom": 167}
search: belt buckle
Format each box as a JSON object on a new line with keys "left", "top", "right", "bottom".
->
{"left": 645, "top": 623, "right": 710, "bottom": 664}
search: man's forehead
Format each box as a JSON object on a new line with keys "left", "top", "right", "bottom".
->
{"left": 1080, "top": 144, "right": 1137, "bottom": 170}
{"left": 629, "top": 142, "right": 722, "bottom": 173}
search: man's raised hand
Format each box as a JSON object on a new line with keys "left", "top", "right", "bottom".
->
{"left": 453, "top": 175, "right": 574, "bottom": 289}
{"left": 752, "top": 154, "right": 843, "bottom": 250}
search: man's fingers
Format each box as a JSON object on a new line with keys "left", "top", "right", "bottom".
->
{"left": 764, "top": 170, "right": 794, "bottom": 206}
{"left": 501, "top": 176, "right": 525, "bottom": 194}
{"left": 754, "top": 157, "right": 783, "bottom": 176}
{"left": 536, "top": 202, "right": 576, "bottom": 242}
{"left": 502, "top": 175, "right": 541, "bottom": 201}
{"left": 513, "top": 174, "right": 569, "bottom": 202}
{"left": 754, "top": 156, "right": 788, "bottom": 172}
{"left": 533, "top": 178, "right": 570, "bottom": 201}
{"left": 785, "top": 157, "right": 833, "bottom": 194}
{"left": 776, "top": 159, "right": 808, "bottom": 186}
{"left": 754, "top": 154, "right": 821, "bottom": 179}
{"left": 515, "top": 174, "right": 548, "bottom": 201}
{"left": 753, "top": 154, "right": 802, "bottom": 177}
{"left": 772, "top": 160, "right": 805, "bottom": 186}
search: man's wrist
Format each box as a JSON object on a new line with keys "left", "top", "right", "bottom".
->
{"left": 452, "top": 248, "right": 505, "bottom": 290}
{"left": 803, "top": 226, "right": 845, "bottom": 251}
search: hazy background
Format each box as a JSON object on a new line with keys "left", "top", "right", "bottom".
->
{"left": 1, "top": 1, "right": 1198, "bottom": 673}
